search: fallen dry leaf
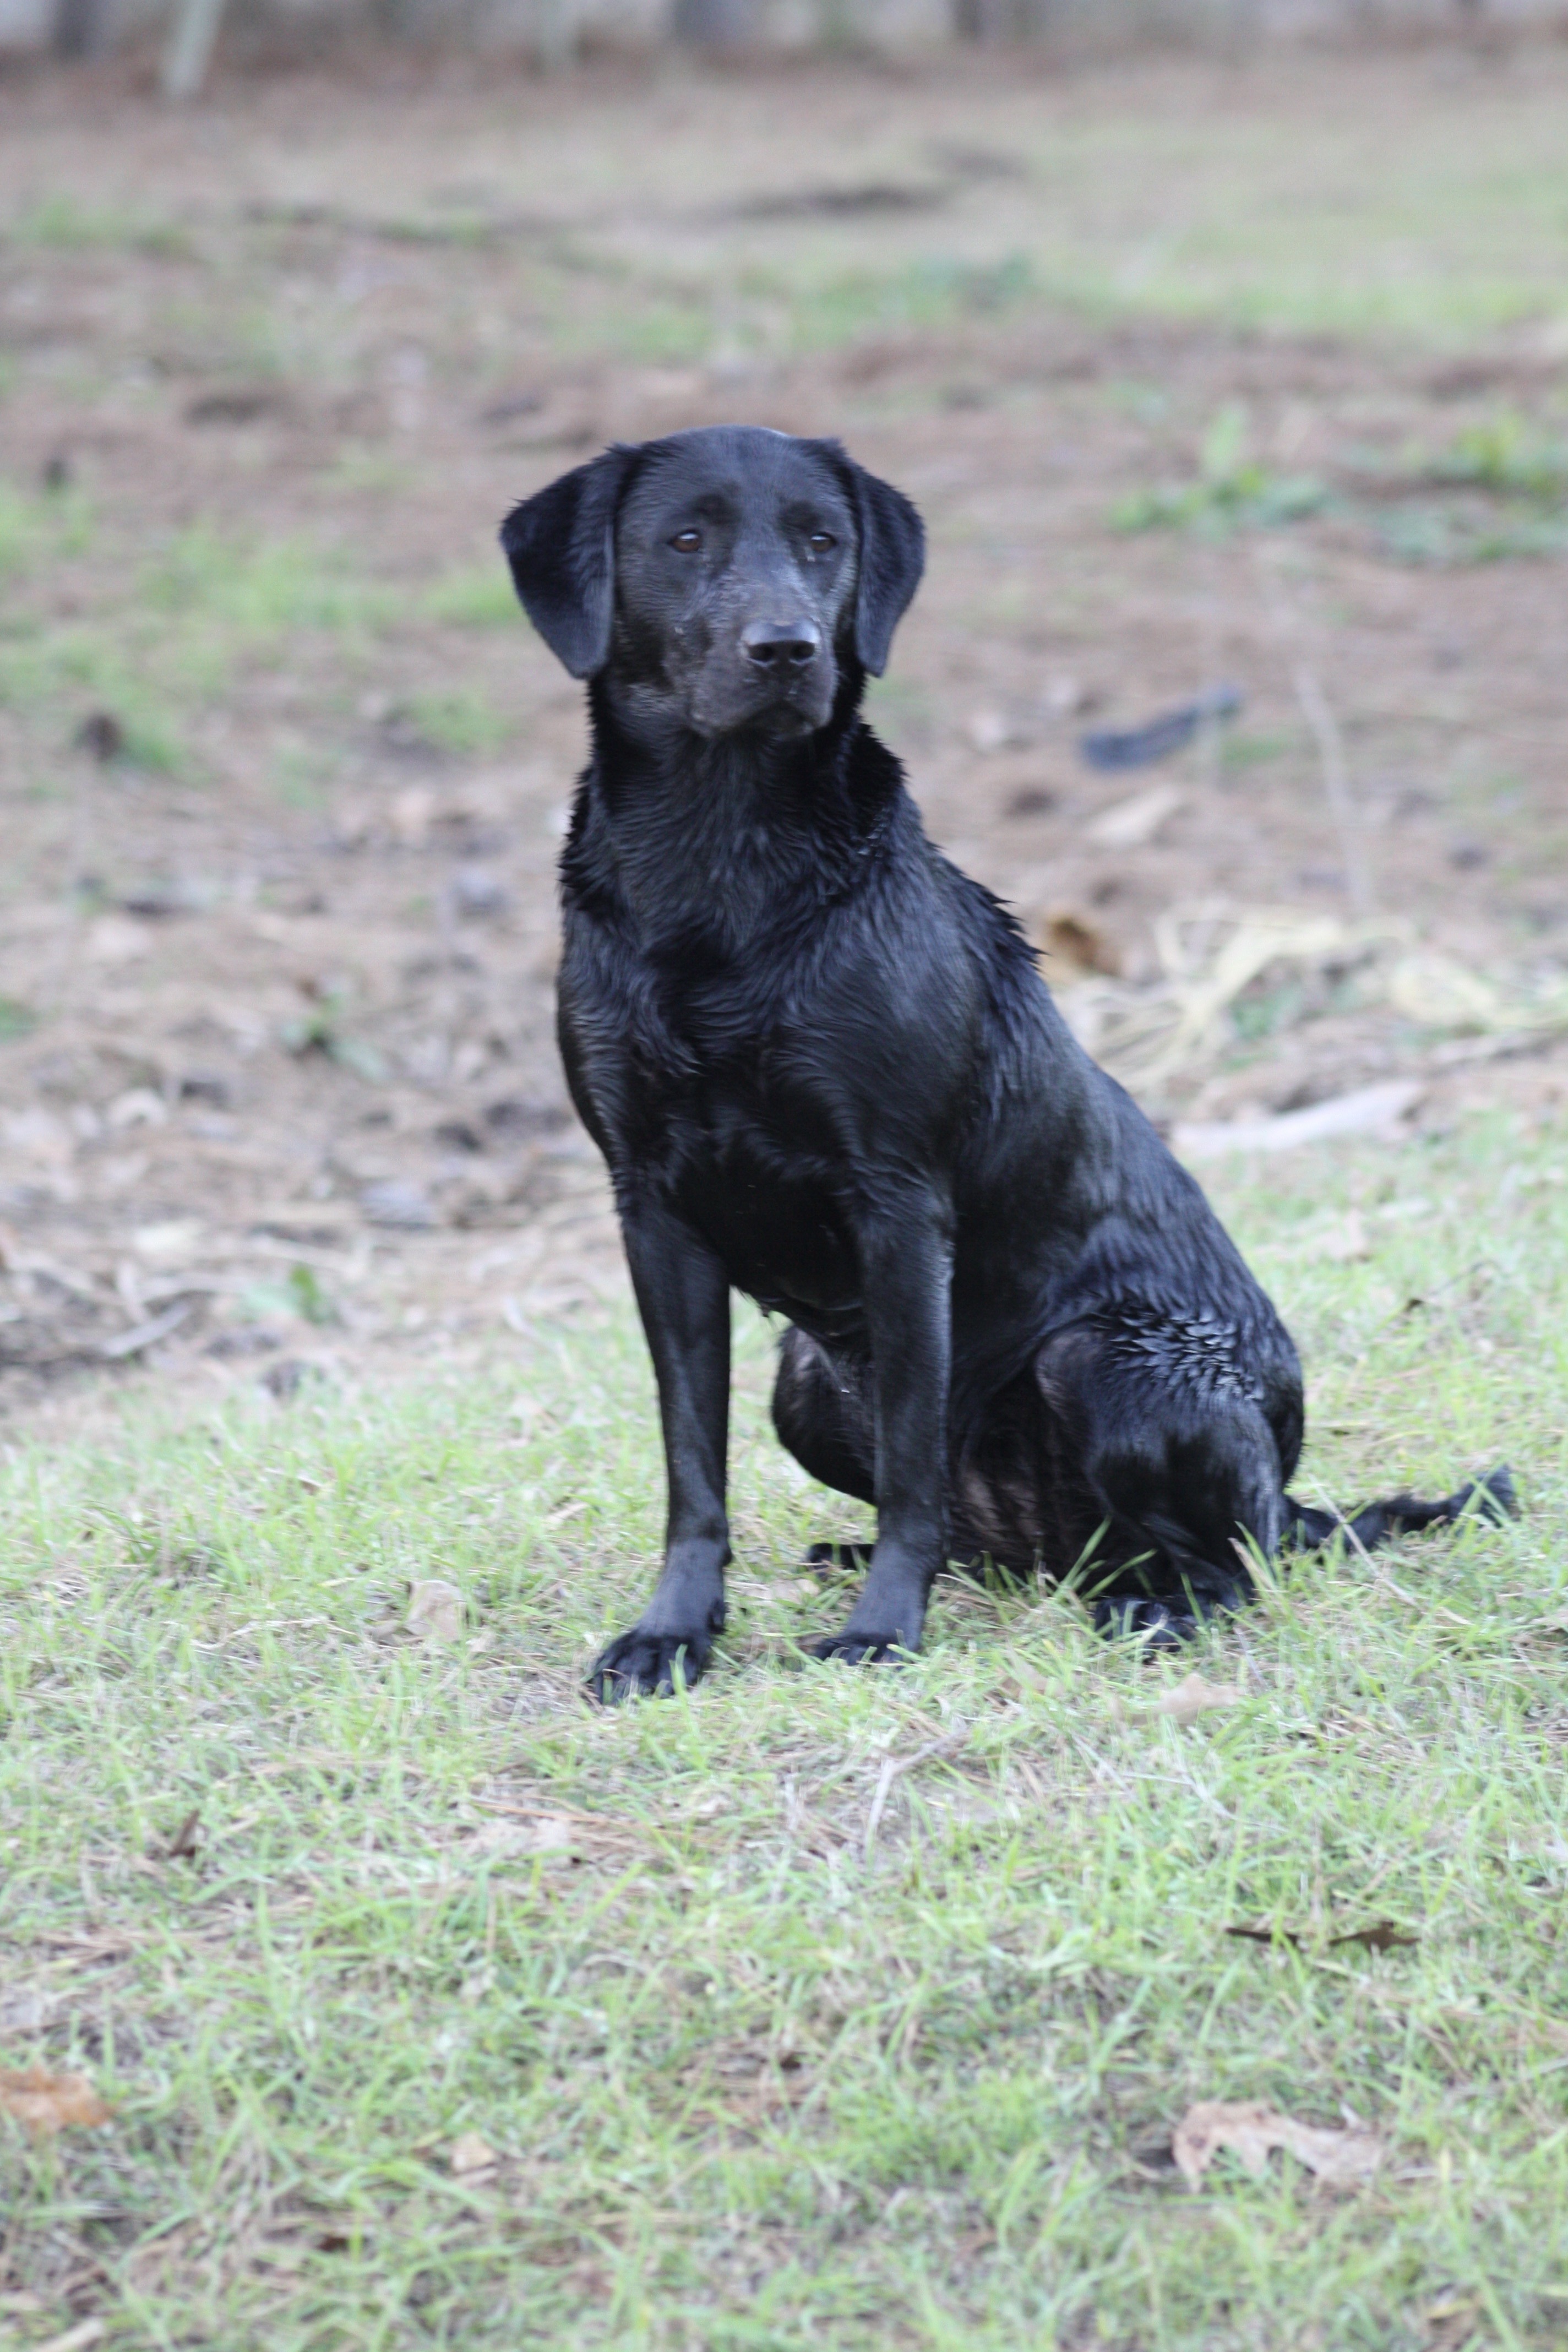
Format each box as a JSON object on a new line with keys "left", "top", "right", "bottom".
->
{"left": 85, "top": 914, "right": 151, "bottom": 966}
{"left": 470, "top": 1814, "right": 575, "bottom": 1857}
{"left": 1226, "top": 1918, "right": 1418, "bottom": 1953}
{"left": 0, "top": 2064, "right": 115, "bottom": 2137}
{"left": 1305, "top": 1209, "right": 1373, "bottom": 1265}
{"left": 34, "top": 2321, "right": 106, "bottom": 2352}
{"left": 406, "top": 1578, "right": 464, "bottom": 1642}
{"left": 966, "top": 705, "right": 1026, "bottom": 754}
{"left": 1172, "top": 2098, "right": 1384, "bottom": 2189}
{"left": 448, "top": 2130, "right": 498, "bottom": 2176}
{"left": 1154, "top": 1673, "right": 1242, "bottom": 1723}
{"left": 390, "top": 784, "right": 436, "bottom": 847}
{"left": 1330, "top": 1920, "right": 1417, "bottom": 1953}
{"left": 1038, "top": 908, "right": 1122, "bottom": 979}
{"left": 162, "top": 1805, "right": 202, "bottom": 1861}
{"left": 1111, "top": 1671, "right": 1243, "bottom": 1727}
{"left": 1084, "top": 781, "right": 1186, "bottom": 851}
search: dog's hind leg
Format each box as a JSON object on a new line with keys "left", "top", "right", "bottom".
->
{"left": 772, "top": 1328, "right": 877, "bottom": 1572}
{"left": 1036, "top": 1325, "right": 1288, "bottom": 1646}
{"left": 1284, "top": 1466, "right": 1516, "bottom": 1555}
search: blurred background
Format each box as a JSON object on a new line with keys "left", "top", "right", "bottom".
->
{"left": 1, "top": 9, "right": 1566, "bottom": 1429}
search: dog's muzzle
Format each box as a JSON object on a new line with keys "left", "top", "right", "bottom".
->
{"left": 741, "top": 615, "right": 822, "bottom": 673}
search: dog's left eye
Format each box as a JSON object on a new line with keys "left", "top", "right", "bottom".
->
{"left": 669, "top": 529, "right": 703, "bottom": 554}
{"left": 808, "top": 531, "right": 836, "bottom": 554}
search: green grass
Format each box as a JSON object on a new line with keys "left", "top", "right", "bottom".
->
{"left": 2, "top": 195, "right": 193, "bottom": 258}
{"left": 422, "top": 567, "right": 522, "bottom": 630}
{"left": 0, "top": 499, "right": 417, "bottom": 775}
{"left": 570, "top": 72, "right": 1568, "bottom": 356}
{"left": 3, "top": 1113, "right": 1567, "bottom": 2348}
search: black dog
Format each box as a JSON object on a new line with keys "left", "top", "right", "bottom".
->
{"left": 500, "top": 424, "right": 1511, "bottom": 1700}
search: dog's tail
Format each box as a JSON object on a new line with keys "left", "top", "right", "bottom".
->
{"left": 1284, "top": 1464, "right": 1517, "bottom": 1555}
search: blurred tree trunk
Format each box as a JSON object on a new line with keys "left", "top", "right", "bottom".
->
{"left": 954, "top": 0, "right": 1051, "bottom": 41}
{"left": 673, "top": 0, "right": 759, "bottom": 45}
{"left": 52, "top": 0, "right": 109, "bottom": 56}
{"left": 161, "top": 0, "right": 229, "bottom": 95}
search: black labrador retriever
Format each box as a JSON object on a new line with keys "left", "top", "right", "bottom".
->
{"left": 500, "top": 424, "right": 1511, "bottom": 1700}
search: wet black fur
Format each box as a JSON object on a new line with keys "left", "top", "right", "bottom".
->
{"left": 500, "top": 425, "right": 1513, "bottom": 1700}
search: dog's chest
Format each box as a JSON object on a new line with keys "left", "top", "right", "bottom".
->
{"left": 653, "top": 1055, "right": 861, "bottom": 1326}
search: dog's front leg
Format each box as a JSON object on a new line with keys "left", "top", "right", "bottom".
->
{"left": 589, "top": 1200, "right": 731, "bottom": 1702}
{"left": 814, "top": 1191, "right": 951, "bottom": 1667}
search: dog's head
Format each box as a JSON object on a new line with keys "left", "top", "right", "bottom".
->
{"left": 499, "top": 425, "right": 924, "bottom": 742}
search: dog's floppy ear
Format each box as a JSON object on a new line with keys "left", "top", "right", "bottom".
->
{"left": 499, "top": 445, "right": 638, "bottom": 679}
{"left": 844, "top": 459, "right": 924, "bottom": 676}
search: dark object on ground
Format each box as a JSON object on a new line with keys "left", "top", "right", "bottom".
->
{"left": 75, "top": 710, "right": 124, "bottom": 763}
{"left": 359, "top": 1179, "right": 437, "bottom": 1230}
{"left": 729, "top": 182, "right": 951, "bottom": 224}
{"left": 184, "top": 389, "right": 288, "bottom": 428}
{"left": 450, "top": 864, "right": 510, "bottom": 921}
{"left": 1079, "top": 684, "right": 1242, "bottom": 771}
{"left": 500, "top": 427, "right": 1514, "bottom": 1702}
{"left": 204, "top": 1327, "right": 281, "bottom": 1358}
{"left": 483, "top": 1095, "right": 570, "bottom": 1139}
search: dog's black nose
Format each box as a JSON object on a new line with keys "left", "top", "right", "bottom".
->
{"left": 742, "top": 618, "right": 820, "bottom": 671}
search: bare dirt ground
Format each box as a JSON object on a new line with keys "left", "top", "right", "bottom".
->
{"left": 2, "top": 42, "right": 1566, "bottom": 1437}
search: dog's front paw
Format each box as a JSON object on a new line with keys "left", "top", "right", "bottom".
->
{"left": 587, "top": 1624, "right": 712, "bottom": 1703}
{"left": 810, "top": 1629, "right": 914, "bottom": 1668}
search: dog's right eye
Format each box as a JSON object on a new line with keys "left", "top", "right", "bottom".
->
{"left": 669, "top": 529, "right": 703, "bottom": 554}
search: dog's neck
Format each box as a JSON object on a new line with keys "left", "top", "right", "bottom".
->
{"left": 571, "top": 680, "right": 896, "bottom": 959}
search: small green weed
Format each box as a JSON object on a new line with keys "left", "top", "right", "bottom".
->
{"left": 1112, "top": 403, "right": 1330, "bottom": 536}
{"left": 424, "top": 565, "right": 520, "bottom": 629}
{"left": 796, "top": 252, "right": 1035, "bottom": 351}
{"left": 1430, "top": 413, "right": 1568, "bottom": 503}
{"left": 403, "top": 685, "right": 510, "bottom": 756}
{"left": 0, "top": 475, "right": 92, "bottom": 581}
{"left": 279, "top": 996, "right": 387, "bottom": 1084}
{"left": 143, "top": 529, "right": 394, "bottom": 637}
{"left": 1367, "top": 415, "right": 1568, "bottom": 565}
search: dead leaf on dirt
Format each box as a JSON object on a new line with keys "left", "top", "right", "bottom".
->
{"left": 1421, "top": 2298, "right": 1482, "bottom": 2352}
{"left": 1387, "top": 948, "right": 1568, "bottom": 1037}
{"left": 966, "top": 705, "right": 1028, "bottom": 754}
{"left": 0, "top": 2064, "right": 114, "bottom": 2137}
{"left": 105, "top": 1086, "right": 167, "bottom": 1130}
{"left": 1110, "top": 1671, "right": 1243, "bottom": 1727}
{"left": 1305, "top": 1209, "right": 1373, "bottom": 1264}
{"left": 1226, "top": 1918, "right": 1417, "bottom": 1953}
{"left": 470, "top": 1814, "right": 574, "bottom": 1856}
{"left": 1172, "top": 2098, "right": 1384, "bottom": 2189}
{"left": 390, "top": 785, "right": 436, "bottom": 846}
{"left": 406, "top": 1578, "right": 464, "bottom": 1642}
{"left": 1037, "top": 908, "right": 1122, "bottom": 978}
{"left": 1330, "top": 1920, "right": 1417, "bottom": 1952}
{"left": 85, "top": 914, "right": 151, "bottom": 966}
{"left": 448, "top": 2130, "right": 498, "bottom": 2176}
{"left": 161, "top": 1805, "right": 202, "bottom": 1861}
{"left": 33, "top": 2321, "right": 107, "bottom": 2352}
{"left": 1084, "top": 781, "right": 1185, "bottom": 851}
